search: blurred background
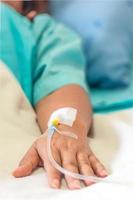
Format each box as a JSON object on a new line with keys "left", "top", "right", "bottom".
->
{"left": 1, "top": 0, "right": 133, "bottom": 112}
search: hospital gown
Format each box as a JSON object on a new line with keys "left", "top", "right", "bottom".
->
{"left": 0, "top": 3, "right": 88, "bottom": 105}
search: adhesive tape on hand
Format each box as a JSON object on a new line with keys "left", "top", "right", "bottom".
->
{"left": 48, "top": 107, "right": 77, "bottom": 128}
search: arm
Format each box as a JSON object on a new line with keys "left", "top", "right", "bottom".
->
{"left": 13, "top": 15, "right": 107, "bottom": 190}
{"left": 35, "top": 84, "right": 92, "bottom": 138}
{"left": 13, "top": 85, "right": 107, "bottom": 189}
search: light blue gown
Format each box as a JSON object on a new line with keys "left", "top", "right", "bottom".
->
{"left": 0, "top": 3, "right": 88, "bottom": 106}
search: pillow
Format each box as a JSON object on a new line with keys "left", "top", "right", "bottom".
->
{"left": 50, "top": 0, "right": 133, "bottom": 88}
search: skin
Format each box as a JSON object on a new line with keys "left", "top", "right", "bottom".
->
{"left": 2, "top": 1, "right": 108, "bottom": 189}
{"left": 13, "top": 85, "right": 108, "bottom": 189}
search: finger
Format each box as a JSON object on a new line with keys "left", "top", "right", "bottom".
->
{"left": 89, "top": 154, "right": 108, "bottom": 177}
{"left": 26, "top": 10, "right": 37, "bottom": 21}
{"left": 61, "top": 150, "right": 81, "bottom": 190}
{"left": 77, "top": 153, "right": 95, "bottom": 186}
{"left": 13, "top": 144, "right": 40, "bottom": 177}
{"left": 44, "top": 149, "right": 62, "bottom": 189}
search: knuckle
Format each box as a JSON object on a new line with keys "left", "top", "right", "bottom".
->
{"left": 89, "top": 154, "right": 98, "bottom": 163}
{"left": 79, "top": 162, "right": 90, "bottom": 169}
{"left": 64, "top": 161, "right": 77, "bottom": 169}
{"left": 78, "top": 153, "right": 85, "bottom": 161}
{"left": 78, "top": 152, "right": 88, "bottom": 162}
{"left": 61, "top": 145, "right": 69, "bottom": 152}
{"left": 65, "top": 139, "right": 78, "bottom": 150}
{"left": 96, "top": 162, "right": 104, "bottom": 169}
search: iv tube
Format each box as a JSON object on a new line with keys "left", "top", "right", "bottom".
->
{"left": 47, "top": 127, "right": 115, "bottom": 184}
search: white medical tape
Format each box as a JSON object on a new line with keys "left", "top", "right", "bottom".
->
{"left": 48, "top": 107, "right": 77, "bottom": 128}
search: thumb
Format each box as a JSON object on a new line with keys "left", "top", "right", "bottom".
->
{"left": 13, "top": 144, "right": 40, "bottom": 178}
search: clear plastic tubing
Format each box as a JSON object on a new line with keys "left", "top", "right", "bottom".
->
{"left": 47, "top": 127, "right": 120, "bottom": 184}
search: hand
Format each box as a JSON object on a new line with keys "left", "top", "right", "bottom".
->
{"left": 13, "top": 128, "right": 107, "bottom": 190}
{"left": 26, "top": 10, "right": 37, "bottom": 21}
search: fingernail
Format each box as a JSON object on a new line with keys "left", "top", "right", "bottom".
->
{"left": 101, "top": 170, "right": 108, "bottom": 176}
{"left": 51, "top": 179, "right": 60, "bottom": 189}
{"left": 69, "top": 180, "right": 81, "bottom": 190}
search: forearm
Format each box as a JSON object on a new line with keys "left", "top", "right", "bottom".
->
{"left": 35, "top": 84, "right": 92, "bottom": 138}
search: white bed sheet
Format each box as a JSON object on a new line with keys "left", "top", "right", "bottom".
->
{"left": 0, "top": 61, "right": 133, "bottom": 199}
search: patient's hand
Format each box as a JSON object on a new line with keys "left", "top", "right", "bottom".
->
{"left": 13, "top": 128, "right": 107, "bottom": 190}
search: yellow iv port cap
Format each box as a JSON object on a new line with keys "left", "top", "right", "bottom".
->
{"left": 51, "top": 118, "right": 60, "bottom": 127}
